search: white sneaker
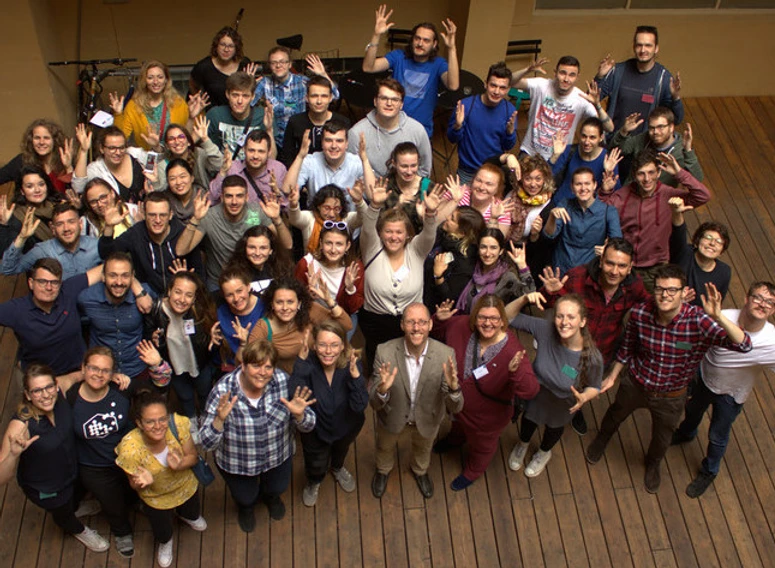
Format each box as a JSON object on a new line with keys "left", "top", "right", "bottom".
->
{"left": 179, "top": 515, "right": 207, "bottom": 531}
{"left": 74, "top": 526, "right": 109, "bottom": 552}
{"left": 332, "top": 467, "right": 356, "bottom": 492}
{"left": 302, "top": 482, "right": 321, "bottom": 507}
{"left": 508, "top": 442, "right": 529, "bottom": 471}
{"left": 74, "top": 499, "right": 101, "bottom": 518}
{"left": 157, "top": 538, "right": 173, "bottom": 567}
{"left": 525, "top": 449, "right": 552, "bottom": 478}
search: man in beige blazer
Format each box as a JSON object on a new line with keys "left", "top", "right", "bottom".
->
{"left": 370, "top": 303, "right": 463, "bottom": 499}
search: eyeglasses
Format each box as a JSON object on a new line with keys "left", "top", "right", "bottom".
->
{"left": 32, "top": 278, "right": 61, "bottom": 288}
{"left": 28, "top": 383, "right": 57, "bottom": 398}
{"left": 701, "top": 233, "right": 725, "bottom": 246}
{"left": 316, "top": 342, "right": 343, "bottom": 352}
{"left": 404, "top": 319, "right": 430, "bottom": 328}
{"left": 269, "top": 60, "right": 290, "bottom": 67}
{"left": 648, "top": 123, "right": 670, "bottom": 131}
{"left": 166, "top": 134, "right": 188, "bottom": 143}
{"left": 750, "top": 294, "right": 775, "bottom": 308}
{"left": 654, "top": 286, "right": 682, "bottom": 297}
{"left": 87, "top": 193, "right": 110, "bottom": 207}
{"left": 476, "top": 315, "right": 502, "bottom": 323}
{"left": 323, "top": 220, "right": 348, "bottom": 231}
{"left": 218, "top": 42, "right": 236, "bottom": 50}
{"left": 104, "top": 145, "right": 127, "bottom": 153}
{"left": 141, "top": 416, "right": 169, "bottom": 427}
{"left": 85, "top": 364, "right": 112, "bottom": 376}
{"left": 377, "top": 95, "right": 402, "bottom": 104}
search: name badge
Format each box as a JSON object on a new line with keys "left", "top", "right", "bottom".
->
{"left": 236, "top": 132, "right": 247, "bottom": 147}
{"left": 473, "top": 365, "right": 489, "bottom": 380}
{"left": 183, "top": 319, "right": 196, "bottom": 335}
{"left": 641, "top": 93, "right": 655, "bottom": 104}
{"left": 676, "top": 341, "right": 693, "bottom": 350}
{"left": 39, "top": 491, "right": 58, "bottom": 500}
{"left": 561, "top": 364, "right": 578, "bottom": 379}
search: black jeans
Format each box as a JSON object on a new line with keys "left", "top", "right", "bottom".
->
{"left": 217, "top": 456, "right": 293, "bottom": 510}
{"left": 358, "top": 309, "right": 403, "bottom": 375}
{"left": 143, "top": 492, "right": 200, "bottom": 543}
{"left": 300, "top": 424, "right": 363, "bottom": 484}
{"left": 79, "top": 464, "right": 135, "bottom": 536}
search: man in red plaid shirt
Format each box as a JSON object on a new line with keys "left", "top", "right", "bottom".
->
{"left": 538, "top": 238, "right": 650, "bottom": 435}
{"left": 585, "top": 264, "right": 751, "bottom": 493}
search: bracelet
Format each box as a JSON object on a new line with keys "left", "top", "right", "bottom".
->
{"left": 188, "top": 221, "right": 200, "bottom": 228}
{"left": 136, "top": 289, "right": 148, "bottom": 298}
{"left": 434, "top": 274, "right": 444, "bottom": 281}
{"left": 365, "top": 42, "right": 378, "bottom": 51}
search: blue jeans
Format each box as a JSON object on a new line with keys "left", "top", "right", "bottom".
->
{"left": 457, "top": 168, "right": 475, "bottom": 187}
{"left": 676, "top": 374, "right": 743, "bottom": 475}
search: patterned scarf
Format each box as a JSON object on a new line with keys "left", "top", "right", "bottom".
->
{"left": 456, "top": 259, "right": 509, "bottom": 313}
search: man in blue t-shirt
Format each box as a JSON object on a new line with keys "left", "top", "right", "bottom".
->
{"left": 362, "top": 5, "right": 459, "bottom": 137}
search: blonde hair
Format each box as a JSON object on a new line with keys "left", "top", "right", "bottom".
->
{"left": 134, "top": 60, "right": 183, "bottom": 115}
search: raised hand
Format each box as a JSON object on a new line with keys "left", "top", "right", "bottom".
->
{"left": 349, "top": 350, "right": 361, "bottom": 378}
{"left": 168, "top": 258, "right": 190, "bottom": 274}
{"left": 376, "top": 362, "right": 397, "bottom": 394}
{"left": 684, "top": 287, "right": 697, "bottom": 304}
{"left": 551, "top": 130, "right": 567, "bottom": 159}
{"left": 269, "top": 170, "right": 281, "bottom": 198}
{"left": 369, "top": 177, "right": 389, "bottom": 208}
{"left": 597, "top": 53, "right": 615, "bottom": 78}
{"left": 263, "top": 101, "right": 274, "bottom": 131}
{"left": 75, "top": 123, "right": 92, "bottom": 152}
{"left": 668, "top": 196, "right": 693, "bottom": 214}
{"left": 108, "top": 91, "right": 125, "bottom": 114}
{"left": 215, "top": 392, "right": 238, "bottom": 422}
{"left": 550, "top": 207, "right": 571, "bottom": 225}
{"left": 527, "top": 57, "right": 549, "bottom": 76}
{"left": 579, "top": 81, "right": 601, "bottom": 106}
{"left": 193, "top": 190, "right": 211, "bottom": 221}
{"left": 374, "top": 4, "right": 395, "bottom": 35}
{"left": 0, "top": 196, "right": 15, "bottom": 226}
{"left": 298, "top": 327, "right": 310, "bottom": 360}
{"left": 305, "top": 53, "right": 326, "bottom": 77}
{"left": 193, "top": 114, "right": 210, "bottom": 143}
{"left": 657, "top": 152, "right": 681, "bottom": 176}
{"left": 167, "top": 445, "right": 184, "bottom": 470}
{"left": 506, "top": 110, "right": 518, "bottom": 135}
{"left": 280, "top": 386, "right": 317, "bottom": 419}
{"left": 433, "top": 251, "right": 450, "bottom": 280}
{"left": 17, "top": 207, "right": 40, "bottom": 240}
{"left": 358, "top": 132, "right": 369, "bottom": 163}
{"left": 137, "top": 339, "right": 163, "bottom": 367}
{"left": 423, "top": 183, "right": 444, "bottom": 214}
{"left": 8, "top": 423, "right": 39, "bottom": 457}
{"left": 132, "top": 466, "right": 153, "bottom": 489}
{"left": 508, "top": 350, "right": 525, "bottom": 373}
{"left": 670, "top": 71, "right": 682, "bottom": 99}
{"left": 594, "top": 238, "right": 608, "bottom": 257}
{"left": 529, "top": 215, "right": 543, "bottom": 239}
{"left": 299, "top": 129, "right": 311, "bottom": 158}
{"left": 219, "top": 145, "right": 233, "bottom": 177}
{"left": 700, "top": 282, "right": 722, "bottom": 319}
{"left": 683, "top": 123, "right": 693, "bottom": 152}
{"left": 439, "top": 18, "right": 457, "bottom": 49}
{"left": 524, "top": 291, "right": 547, "bottom": 310}
{"left": 435, "top": 298, "right": 458, "bottom": 321}
{"left": 444, "top": 173, "right": 463, "bottom": 202}
{"left": 538, "top": 266, "right": 568, "bottom": 294}
{"left": 506, "top": 241, "right": 527, "bottom": 269}
{"left": 140, "top": 125, "right": 161, "bottom": 150}
{"left": 347, "top": 179, "right": 364, "bottom": 205}
{"left": 112, "top": 373, "right": 131, "bottom": 391}
{"left": 287, "top": 185, "right": 300, "bottom": 209}
{"left": 59, "top": 137, "right": 74, "bottom": 170}
{"left": 600, "top": 170, "right": 619, "bottom": 194}
{"left": 603, "top": 147, "right": 622, "bottom": 173}
{"left": 622, "top": 112, "right": 643, "bottom": 134}
{"left": 244, "top": 62, "right": 260, "bottom": 77}
{"left": 103, "top": 204, "right": 125, "bottom": 227}
{"left": 344, "top": 261, "right": 360, "bottom": 290}
{"left": 208, "top": 321, "right": 223, "bottom": 351}
{"left": 454, "top": 100, "right": 465, "bottom": 129}
{"left": 258, "top": 191, "right": 282, "bottom": 223}
{"left": 231, "top": 318, "right": 252, "bottom": 346}
{"left": 65, "top": 188, "right": 82, "bottom": 210}
{"left": 442, "top": 355, "right": 459, "bottom": 390}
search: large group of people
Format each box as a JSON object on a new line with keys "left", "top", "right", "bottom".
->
{"left": 0, "top": 6, "right": 772, "bottom": 566}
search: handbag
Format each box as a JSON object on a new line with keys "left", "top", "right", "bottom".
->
{"left": 167, "top": 414, "right": 215, "bottom": 486}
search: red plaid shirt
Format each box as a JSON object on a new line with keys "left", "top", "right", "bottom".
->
{"left": 617, "top": 300, "right": 752, "bottom": 393}
{"left": 543, "top": 259, "right": 650, "bottom": 364}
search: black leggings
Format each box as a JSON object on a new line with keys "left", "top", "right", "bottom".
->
{"left": 143, "top": 492, "right": 200, "bottom": 543}
{"left": 519, "top": 415, "right": 565, "bottom": 452}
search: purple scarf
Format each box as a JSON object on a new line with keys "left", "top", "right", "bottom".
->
{"left": 456, "top": 260, "right": 509, "bottom": 313}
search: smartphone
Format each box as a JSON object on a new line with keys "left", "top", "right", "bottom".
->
{"left": 144, "top": 152, "right": 158, "bottom": 173}
{"left": 443, "top": 252, "right": 454, "bottom": 264}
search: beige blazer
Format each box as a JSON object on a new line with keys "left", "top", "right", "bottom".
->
{"left": 369, "top": 337, "right": 463, "bottom": 438}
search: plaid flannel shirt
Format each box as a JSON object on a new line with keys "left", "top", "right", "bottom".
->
{"left": 200, "top": 367, "right": 315, "bottom": 476}
{"left": 617, "top": 300, "right": 752, "bottom": 393}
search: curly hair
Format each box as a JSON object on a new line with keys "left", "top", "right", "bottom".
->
{"left": 518, "top": 155, "right": 555, "bottom": 196}
{"left": 261, "top": 277, "right": 311, "bottom": 331}
{"left": 134, "top": 60, "right": 184, "bottom": 116}
{"left": 210, "top": 27, "right": 244, "bottom": 61}
{"left": 20, "top": 119, "right": 67, "bottom": 174}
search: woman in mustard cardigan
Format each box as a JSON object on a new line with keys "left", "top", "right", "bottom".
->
{"left": 110, "top": 60, "right": 200, "bottom": 151}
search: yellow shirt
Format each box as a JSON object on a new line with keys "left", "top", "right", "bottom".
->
{"left": 115, "top": 413, "right": 198, "bottom": 510}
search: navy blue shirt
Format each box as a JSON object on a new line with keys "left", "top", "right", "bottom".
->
{"left": 69, "top": 383, "right": 131, "bottom": 467}
{"left": 0, "top": 274, "right": 88, "bottom": 374}
{"left": 78, "top": 283, "right": 155, "bottom": 377}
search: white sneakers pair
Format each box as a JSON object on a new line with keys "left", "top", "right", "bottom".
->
{"left": 508, "top": 442, "right": 553, "bottom": 478}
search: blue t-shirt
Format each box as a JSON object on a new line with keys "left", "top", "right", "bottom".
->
{"left": 216, "top": 297, "right": 265, "bottom": 366}
{"left": 385, "top": 50, "right": 447, "bottom": 137}
{"left": 550, "top": 147, "right": 621, "bottom": 204}
{"left": 0, "top": 274, "right": 89, "bottom": 374}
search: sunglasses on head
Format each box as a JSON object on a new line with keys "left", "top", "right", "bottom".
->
{"left": 323, "top": 220, "right": 348, "bottom": 232}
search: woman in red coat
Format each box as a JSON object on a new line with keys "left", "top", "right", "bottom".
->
{"left": 432, "top": 294, "right": 539, "bottom": 490}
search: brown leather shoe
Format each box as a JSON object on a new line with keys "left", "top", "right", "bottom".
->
{"left": 644, "top": 462, "right": 661, "bottom": 493}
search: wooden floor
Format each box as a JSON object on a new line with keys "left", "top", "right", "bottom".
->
{"left": 2, "top": 96, "right": 775, "bottom": 567}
